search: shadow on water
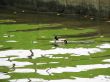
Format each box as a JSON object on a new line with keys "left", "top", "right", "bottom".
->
{"left": 57, "top": 32, "right": 99, "bottom": 38}
{"left": 8, "top": 26, "right": 80, "bottom": 33}
{"left": 92, "top": 54, "right": 110, "bottom": 59}
{"left": 0, "top": 47, "right": 12, "bottom": 51}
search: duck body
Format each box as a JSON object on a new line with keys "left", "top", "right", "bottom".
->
{"left": 50, "top": 36, "right": 67, "bottom": 44}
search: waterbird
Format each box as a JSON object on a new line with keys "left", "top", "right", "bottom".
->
{"left": 54, "top": 36, "right": 67, "bottom": 44}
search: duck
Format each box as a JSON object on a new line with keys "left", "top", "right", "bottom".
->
{"left": 54, "top": 36, "right": 67, "bottom": 44}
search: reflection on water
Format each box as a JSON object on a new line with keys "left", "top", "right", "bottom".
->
{"left": 97, "top": 44, "right": 110, "bottom": 48}
{"left": 3, "top": 34, "right": 15, "bottom": 38}
{"left": 32, "top": 41, "right": 38, "bottom": 44}
{"left": 9, "top": 75, "right": 110, "bottom": 82}
{"left": 36, "top": 64, "right": 110, "bottom": 75}
{"left": 10, "top": 78, "right": 46, "bottom": 82}
{"left": 0, "top": 45, "right": 3, "bottom": 48}
{"left": 13, "top": 68, "right": 35, "bottom": 73}
{"left": 6, "top": 40, "right": 18, "bottom": 43}
{"left": 47, "top": 75, "right": 110, "bottom": 82}
{"left": 0, "top": 72, "right": 10, "bottom": 79}
{"left": 103, "top": 59, "right": 110, "bottom": 63}
{"left": 0, "top": 58, "right": 33, "bottom": 67}
{"left": 0, "top": 13, "right": 110, "bottom": 82}
{"left": 0, "top": 43, "right": 110, "bottom": 81}
{"left": 0, "top": 47, "right": 102, "bottom": 58}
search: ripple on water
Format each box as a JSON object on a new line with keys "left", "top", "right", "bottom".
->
{"left": 10, "top": 64, "right": 110, "bottom": 75}
{"left": 9, "top": 75, "right": 110, "bottom": 82}
{"left": 103, "top": 59, "right": 110, "bottom": 63}
{"left": 48, "top": 75, "right": 110, "bottom": 82}
{"left": 6, "top": 40, "right": 18, "bottom": 43}
{"left": 3, "top": 34, "right": 15, "bottom": 38}
{"left": 0, "top": 48, "right": 102, "bottom": 58}
{"left": 37, "top": 64, "right": 110, "bottom": 75}
{"left": 9, "top": 78, "right": 46, "bottom": 82}
{"left": 13, "top": 68, "right": 35, "bottom": 73}
{"left": 0, "top": 45, "right": 3, "bottom": 47}
{"left": 0, "top": 72, "right": 10, "bottom": 79}
{"left": 97, "top": 43, "right": 110, "bottom": 48}
{"left": 0, "top": 58, "right": 33, "bottom": 67}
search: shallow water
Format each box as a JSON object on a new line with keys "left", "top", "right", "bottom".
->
{"left": 48, "top": 75, "right": 110, "bottom": 82}
{"left": 97, "top": 44, "right": 110, "bottom": 48}
{"left": 102, "top": 59, "right": 110, "bottom": 62}
{"left": 36, "top": 64, "right": 110, "bottom": 75}
{"left": 0, "top": 72, "right": 10, "bottom": 79}
{"left": 6, "top": 40, "right": 18, "bottom": 43}
{"left": 9, "top": 75, "right": 110, "bottom": 82}
{"left": 0, "top": 22, "right": 110, "bottom": 82}
{"left": 0, "top": 43, "right": 110, "bottom": 81}
{"left": 0, "top": 47, "right": 103, "bottom": 58}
